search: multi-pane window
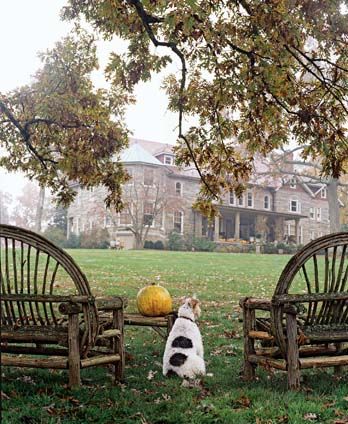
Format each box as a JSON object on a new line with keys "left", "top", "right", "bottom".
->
{"left": 321, "top": 188, "right": 327, "bottom": 198}
{"left": 164, "top": 155, "right": 173, "bottom": 165}
{"left": 175, "top": 182, "right": 182, "bottom": 196}
{"left": 229, "top": 191, "right": 235, "bottom": 205}
{"left": 309, "top": 207, "right": 315, "bottom": 220}
{"left": 120, "top": 209, "right": 131, "bottom": 225}
{"left": 247, "top": 192, "right": 253, "bottom": 208}
{"left": 264, "top": 195, "right": 270, "bottom": 210}
{"left": 238, "top": 195, "right": 244, "bottom": 206}
{"left": 144, "top": 169, "right": 154, "bottom": 186}
{"left": 289, "top": 199, "right": 300, "bottom": 213}
{"left": 69, "top": 217, "right": 74, "bottom": 234}
{"left": 316, "top": 207, "right": 321, "bottom": 221}
{"left": 143, "top": 202, "right": 154, "bottom": 226}
{"left": 174, "top": 211, "right": 183, "bottom": 233}
{"left": 104, "top": 215, "right": 113, "bottom": 227}
{"left": 290, "top": 178, "right": 297, "bottom": 188}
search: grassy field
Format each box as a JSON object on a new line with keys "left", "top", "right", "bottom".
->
{"left": 2, "top": 250, "right": 348, "bottom": 424}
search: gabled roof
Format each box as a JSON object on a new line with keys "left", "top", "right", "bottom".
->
{"left": 120, "top": 142, "right": 164, "bottom": 166}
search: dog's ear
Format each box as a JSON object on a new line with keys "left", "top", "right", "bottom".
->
{"left": 191, "top": 298, "right": 200, "bottom": 308}
{"left": 179, "top": 296, "right": 187, "bottom": 305}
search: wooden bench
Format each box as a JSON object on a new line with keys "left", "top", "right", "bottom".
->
{"left": 0, "top": 224, "right": 127, "bottom": 387}
{"left": 124, "top": 312, "right": 176, "bottom": 338}
{"left": 240, "top": 232, "right": 348, "bottom": 389}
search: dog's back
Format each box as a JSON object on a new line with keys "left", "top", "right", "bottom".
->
{"left": 163, "top": 298, "right": 205, "bottom": 379}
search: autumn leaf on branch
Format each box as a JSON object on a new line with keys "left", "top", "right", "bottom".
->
{"left": 0, "top": 28, "right": 132, "bottom": 210}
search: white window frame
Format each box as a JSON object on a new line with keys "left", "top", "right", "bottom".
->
{"left": 143, "top": 202, "right": 155, "bottom": 227}
{"left": 290, "top": 178, "right": 297, "bottom": 189}
{"left": 321, "top": 187, "right": 327, "bottom": 198}
{"left": 309, "top": 207, "right": 315, "bottom": 220}
{"left": 164, "top": 155, "right": 174, "bottom": 165}
{"left": 289, "top": 199, "right": 300, "bottom": 213}
{"left": 316, "top": 207, "right": 321, "bottom": 221}
{"left": 119, "top": 205, "right": 133, "bottom": 226}
{"left": 310, "top": 230, "right": 315, "bottom": 240}
{"left": 175, "top": 181, "right": 182, "bottom": 196}
{"left": 264, "top": 195, "right": 270, "bottom": 210}
{"left": 229, "top": 191, "right": 235, "bottom": 205}
{"left": 247, "top": 191, "right": 253, "bottom": 208}
{"left": 104, "top": 214, "right": 113, "bottom": 228}
{"left": 237, "top": 195, "right": 244, "bottom": 207}
{"left": 299, "top": 226, "right": 303, "bottom": 244}
{"left": 69, "top": 217, "right": 74, "bottom": 234}
{"left": 173, "top": 210, "right": 184, "bottom": 234}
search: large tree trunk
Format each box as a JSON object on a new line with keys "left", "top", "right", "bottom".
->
{"left": 134, "top": 234, "right": 144, "bottom": 249}
{"left": 327, "top": 178, "right": 340, "bottom": 233}
{"left": 35, "top": 187, "right": 45, "bottom": 233}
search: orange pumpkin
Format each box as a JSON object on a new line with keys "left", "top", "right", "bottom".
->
{"left": 136, "top": 283, "right": 173, "bottom": 317}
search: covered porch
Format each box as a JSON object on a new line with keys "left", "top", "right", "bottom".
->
{"left": 195, "top": 206, "right": 307, "bottom": 245}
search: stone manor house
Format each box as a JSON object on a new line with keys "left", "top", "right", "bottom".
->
{"left": 67, "top": 139, "right": 331, "bottom": 249}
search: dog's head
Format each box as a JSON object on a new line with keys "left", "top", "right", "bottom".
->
{"left": 178, "top": 295, "right": 201, "bottom": 320}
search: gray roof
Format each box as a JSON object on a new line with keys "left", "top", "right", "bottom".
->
{"left": 120, "top": 142, "right": 164, "bottom": 166}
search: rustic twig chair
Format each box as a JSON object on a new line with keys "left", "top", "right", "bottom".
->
{"left": 0, "top": 224, "right": 127, "bottom": 387}
{"left": 240, "top": 232, "right": 348, "bottom": 389}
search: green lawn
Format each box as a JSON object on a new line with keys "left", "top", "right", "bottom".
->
{"left": 2, "top": 250, "right": 348, "bottom": 424}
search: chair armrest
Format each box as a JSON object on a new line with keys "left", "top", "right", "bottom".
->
{"left": 239, "top": 297, "right": 272, "bottom": 311}
{"left": 96, "top": 296, "right": 128, "bottom": 311}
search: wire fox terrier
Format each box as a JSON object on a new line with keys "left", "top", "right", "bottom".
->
{"left": 163, "top": 297, "right": 206, "bottom": 379}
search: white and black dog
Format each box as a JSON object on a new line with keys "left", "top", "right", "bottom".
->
{"left": 163, "top": 296, "right": 206, "bottom": 379}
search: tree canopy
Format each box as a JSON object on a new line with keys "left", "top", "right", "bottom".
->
{"left": 63, "top": 0, "right": 348, "bottom": 214}
{"left": 0, "top": 30, "right": 130, "bottom": 209}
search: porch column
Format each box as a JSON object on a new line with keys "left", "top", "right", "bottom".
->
{"left": 234, "top": 212, "right": 240, "bottom": 239}
{"left": 214, "top": 215, "right": 219, "bottom": 241}
{"left": 294, "top": 218, "right": 300, "bottom": 244}
{"left": 195, "top": 212, "right": 202, "bottom": 237}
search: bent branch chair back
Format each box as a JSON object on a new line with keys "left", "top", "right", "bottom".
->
{"left": 0, "top": 224, "right": 126, "bottom": 387}
{"left": 240, "top": 232, "right": 348, "bottom": 389}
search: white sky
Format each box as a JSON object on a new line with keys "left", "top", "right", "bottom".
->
{"left": 0, "top": 0, "right": 181, "bottom": 196}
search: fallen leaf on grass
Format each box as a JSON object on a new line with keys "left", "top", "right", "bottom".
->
{"left": 147, "top": 370, "right": 157, "bottom": 380}
{"left": 223, "top": 330, "right": 240, "bottom": 339}
{"left": 333, "top": 418, "right": 348, "bottom": 424}
{"left": 1, "top": 391, "right": 10, "bottom": 400}
{"left": 304, "top": 412, "right": 319, "bottom": 421}
{"left": 234, "top": 395, "right": 252, "bottom": 409}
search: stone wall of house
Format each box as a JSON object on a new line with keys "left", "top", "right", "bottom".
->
{"left": 67, "top": 159, "right": 332, "bottom": 248}
{"left": 67, "top": 164, "right": 201, "bottom": 248}
{"left": 274, "top": 182, "right": 330, "bottom": 244}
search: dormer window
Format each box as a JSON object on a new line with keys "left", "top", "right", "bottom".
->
{"left": 290, "top": 178, "right": 296, "bottom": 189}
{"left": 164, "top": 155, "right": 174, "bottom": 165}
{"left": 321, "top": 187, "right": 327, "bottom": 198}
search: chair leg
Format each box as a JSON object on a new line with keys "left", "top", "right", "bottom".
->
{"left": 112, "top": 308, "right": 125, "bottom": 382}
{"left": 286, "top": 313, "right": 300, "bottom": 390}
{"left": 68, "top": 312, "right": 81, "bottom": 387}
{"left": 334, "top": 343, "right": 344, "bottom": 376}
{"left": 243, "top": 307, "right": 256, "bottom": 380}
